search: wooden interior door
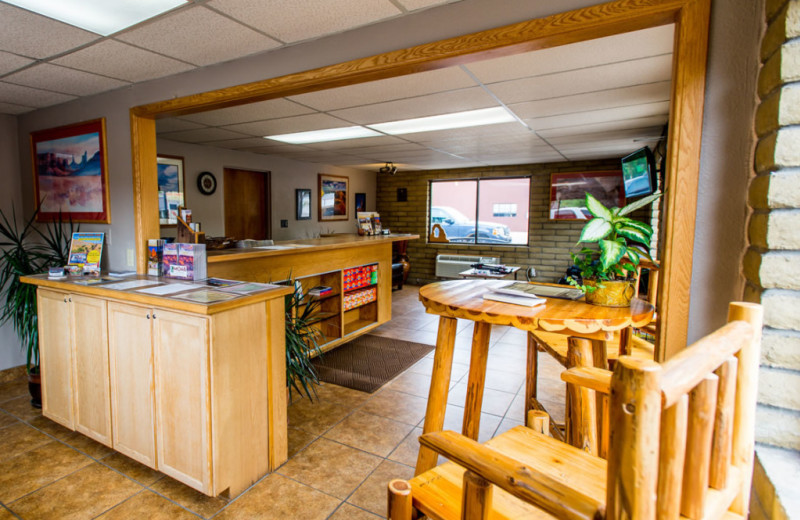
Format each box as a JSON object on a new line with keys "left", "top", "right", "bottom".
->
{"left": 224, "top": 168, "right": 271, "bottom": 240}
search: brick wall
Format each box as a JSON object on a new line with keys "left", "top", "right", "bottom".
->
{"left": 748, "top": 0, "right": 800, "bottom": 450}
{"left": 376, "top": 159, "right": 628, "bottom": 285}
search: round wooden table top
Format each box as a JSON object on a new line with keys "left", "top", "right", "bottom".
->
{"left": 419, "top": 280, "right": 655, "bottom": 338}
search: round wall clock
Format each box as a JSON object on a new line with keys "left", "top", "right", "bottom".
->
{"left": 197, "top": 171, "right": 217, "bottom": 195}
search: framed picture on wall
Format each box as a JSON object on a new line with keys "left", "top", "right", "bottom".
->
{"left": 157, "top": 155, "right": 185, "bottom": 226}
{"left": 549, "top": 170, "right": 624, "bottom": 220}
{"left": 30, "top": 118, "right": 111, "bottom": 223}
{"left": 355, "top": 192, "right": 366, "bottom": 212}
{"left": 296, "top": 189, "right": 311, "bottom": 220}
{"left": 318, "top": 173, "right": 348, "bottom": 221}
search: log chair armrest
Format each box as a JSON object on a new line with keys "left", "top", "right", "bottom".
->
{"left": 560, "top": 366, "right": 612, "bottom": 394}
{"left": 419, "top": 430, "right": 604, "bottom": 520}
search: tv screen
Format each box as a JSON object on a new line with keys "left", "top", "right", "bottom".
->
{"left": 621, "top": 146, "right": 657, "bottom": 199}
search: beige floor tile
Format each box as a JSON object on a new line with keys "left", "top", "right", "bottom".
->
{"left": 312, "top": 382, "right": 372, "bottom": 407}
{"left": 287, "top": 427, "right": 318, "bottom": 459}
{"left": 0, "top": 411, "right": 18, "bottom": 429}
{"left": 9, "top": 462, "right": 141, "bottom": 520}
{"left": 481, "top": 368, "right": 526, "bottom": 394}
{"left": 440, "top": 405, "right": 503, "bottom": 443}
{"left": 386, "top": 371, "right": 433, "bottom": 398}
{"left": 348, "top": 460, "right": 414, "bottom": 515}
{"left": 278, "top": 438, "right": 381, "bottom": 499}
{"left": 0, "top": 506, "right": 14, "bottom": 520}
{"left": 101, "top": 452, "right": 164, "bottom": 486}
{"left": 446, "top": 383, "right": 515, "bottom": 417}
{"left": 0, "top": 422, "right": 52, "bottom": 462}
{"left": 495, "top": 417, "right": 525, "bottom": 437}
{"left": 61, "top": 431, "right": 114, "bottom": 459}
{"left": 324, "top": 411, "right": 413, "bottom": 457}
{"left": 97, "top": 490, "right": 197, "bottom": 519}
{"left": 0, "top": 395, "right": 43, "bottom": 421}
{"left": 329, "top": 503, "right": 383, "bottom": 519}
{"left": 0, "top": 441, "right": 93, "bottom": 503}
{"left": 150, "top": 476, "right": 228, "bottom": 518}
{"left": 0, "top": 379, "right": 28, "bottom": 404}
{"left": 26, "top": 415, "right": 73, "bottom": 440}
{"left": 387, "top": 427, "right": 422, "bottom": 467}
{"left": 359, "top": 389, "right": 428, "bottom": 425}
{"left": 216, "top": 473, "right": 339, "bottom": 520}
{"left": 287, "top": 398, "right": 351, "bottom": 435}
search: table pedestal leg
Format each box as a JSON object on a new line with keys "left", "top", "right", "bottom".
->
{"left": 524, "top": 332, "right": 538, "bottom": 426}
{"left": 415, "top": 316, "right": 458, "bottom": 475}
{"left": 462, "top": 321, "right": 492, "bottom": 440}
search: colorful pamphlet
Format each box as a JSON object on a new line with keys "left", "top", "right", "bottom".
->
{"left": 162, "top": 243, "right": 207, "bottom": 281}
{"left": 148, "top": 239, "right": 165, "bottom": 276}
{"left": 68, "top": 232, "right": 104, "bottom": 274}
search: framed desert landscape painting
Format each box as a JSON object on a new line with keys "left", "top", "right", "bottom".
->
{"left": 318, "top": 173, "right": 348, "bottom": 221}
{"left": 30, "top": 118, "right": 111, "bottom": 223}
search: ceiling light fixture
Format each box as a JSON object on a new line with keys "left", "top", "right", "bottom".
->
{"left": 367, "top": 107, "right": 516, "bottom": 135}
{"left": 378, "top": 162, "right": 397, "bottom": 175}
{"left": 5, "top": 0, "right": 188, "bottom": 36}
{"left": 264, "top": 126, "right": 382, "bottom": 144}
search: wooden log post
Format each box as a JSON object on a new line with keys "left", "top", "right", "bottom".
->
{"left": 524, "top": 332, "right": 539, "bottom": 426}
{"left": 709, "top": 357, "right": 737, "bottom": 490}
{"left": 566, "top": 337, "right": 597, "bottom": 454}
{"left": 527, "top": 410, "right": 550, "bottom": 435}
{"left": 657, "top": 395, "right": 688, "bottom": 520}
{"left": 388, "top": 479, "right": 413, "bottom": 520}
{"left": 680, "top": 374, "right": 719, "bottom": 519}
{"left": 462, "top": 321, "right": 492, "bottom": 440}
{"left": 462, "top": 470, "right": 492, "bottom": 520}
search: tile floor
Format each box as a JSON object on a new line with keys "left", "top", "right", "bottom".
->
{"left": 0, "top": 285, "right": 566, "bottom": 519}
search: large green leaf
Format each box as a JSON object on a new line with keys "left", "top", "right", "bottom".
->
{"left": 620, "top": 218, "right": 653, "bottom": 237}
{"left": 579, "top": 218, "right": 613, "bottom": 243}
{"left": 585, "top": 193, "right": 614, "bottom": 221}
{"left": 628, "top": 244, "right": 654, "bottom": 262}
{"left": 599, "top": 239, "right": 626, "bottom": 270}
{"left": 619, "top": 192, "right": 662, "bottom": 216}
{"left": 617, "top": 225, "right": 651, "bottom": 246}
{"left": 626, "top": 248, "right": 641, "bottom": 266}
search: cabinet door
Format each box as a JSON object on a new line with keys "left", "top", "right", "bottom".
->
{"left": 71, "top": 294, "right": 111, "bottom": 446}
{"left": 108, "top": 302, "right": 156, "bottom": 467}
{"left": 153, "top": 309, "right": 211, "bottom": 492}
{"left": 37, "top": 289, "right": 74, "bottom": 429}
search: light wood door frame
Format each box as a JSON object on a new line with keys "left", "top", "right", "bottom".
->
{"left": 131, "top": 0, "right": 712, "bottom": 359}
{"left": 223, "top": 167, "right": 272, "bottom": 240}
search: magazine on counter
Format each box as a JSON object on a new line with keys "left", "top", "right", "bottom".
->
{"left": 68, "top": 232, "right": 104, "bottom": 274}
{"left": 494, "top": 282, "right": 584, "bottom": 301}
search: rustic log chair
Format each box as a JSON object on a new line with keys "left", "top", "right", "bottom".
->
{"left": 388, "top": 302, "right": 762, "bottom": 520}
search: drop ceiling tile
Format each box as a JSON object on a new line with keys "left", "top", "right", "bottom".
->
{"left": 288, "top": 67, "right": 476, "bottom": 111}
{"left": 563, "top": 146, "right": 648, "bottom": 161}
{"left": 0, "top": 81, "right": 76, "bottom": 107}
{"left": 117, "top": 6, "right": 280, "bottom": 66}
{"left": 224, "top": 113, "right": 353, "bottom": 136}
{"left": 403, "top": 121, "right": 530, "bottom": 143}
{"left": 344, "top": 142, "right": 427, "bottom": 156}
{"left": 508, "top": 81, "right": 671, "bottom": 120}
{"left": 3, "top": 63, "right": 129, "bottom": 96}
{"left": 545, "top": 126, "right": 664, "bottom": 146}
{"left": 331, "top": 87, "right": 497, "bottom": 125}
{"left": 465, "top": 25, "right": 674, "bottom": 84}
{"left": 199, "top": 137, "right": 278, "bottom": 149}
{"left": 180, "top": 99, "right": 314, "bottom": 126}
{"left": 0, "top": 101, "right": 34, "bottom": 114}
{"left": 53, "top": 40, "right": 194, "bottom": 82}
{"left": 402, "top": 157, "right": 475, "bottom": 169}
{"left": 208, "top": 0, "right": 400, "bottom": 43}
{"left": 395, "top": 0, "right": 457, "bottom": 10}
{"left": 156, "top": 118, "right": 206, "bottom": 133}
{"left": 0, "top": 51, "right": 34, "bottom": 76}
{"left": 536, "top": 115, "right": 668, "bottom": 139}
{"left": 0, "top": 3, "right": 99, "bottom": 59}
{"left": 487, "top": 55, "right": 673, "bottom": 106}
{"left": 524, "top": 101, "right": 669, "bottom": 132}
{"left": 303, "top": 135, "right": 406, "bottom": 150}
{"left": 481, "top": 153, "right": 565, "bottom": 166}
{"left": 159, "top": 127, "right": 252, "bottom": 143}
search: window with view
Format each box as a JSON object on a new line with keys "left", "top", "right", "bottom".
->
{"left": 429, "top": 177, "right": 530, "bottom": 245}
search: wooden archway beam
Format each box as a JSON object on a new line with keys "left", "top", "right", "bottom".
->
{"left": 131, "top": 0, "right": 711, "bottom": 359}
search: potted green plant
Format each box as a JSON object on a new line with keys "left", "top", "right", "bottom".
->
{"left": 284, "top": 280, "right": 323, "bottom": 402}
{"left": 0, "top": 207, "right": 75, "bottom": 407}
{"left": 569, "top": 192, "right": 661, "bottom": 307}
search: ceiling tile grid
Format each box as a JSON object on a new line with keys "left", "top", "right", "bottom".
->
{"left": 0, "top": 2, "right": 99, "bottom": 59}
{"left": 0, "top": 80, "right": 76, "bottom": 108}
{"left": 3, "top": 62, "right": 129, "bottom": 96}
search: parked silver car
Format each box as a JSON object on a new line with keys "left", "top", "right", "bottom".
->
{"left": 430, "top": 206, "right": 512, "bottom": 243}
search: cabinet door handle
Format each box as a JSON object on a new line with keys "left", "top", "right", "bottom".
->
{"left": 152, "top": 313, "right": 156, "bottom": 319}
{"left": 63, "top": 298, "right": 67, "bottom": 303}
{"left": 68, "top": 298, "right": 72, "bottom": 302}
{"left": 147, "top": 314, "right": 151, "bottom": 319}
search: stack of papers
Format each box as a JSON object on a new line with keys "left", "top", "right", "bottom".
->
{"left": 483, "top": 282, "right": 547, "bottom": 307}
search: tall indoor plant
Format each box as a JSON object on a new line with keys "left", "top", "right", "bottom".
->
{"left": 569, "top": 192, "right": 661, "bottom": 307}
{"left": 0, "top": 206, "right": 75, "bottom": 406}
{"left": 284, "top": 280, "right": 323, "bottom": 402}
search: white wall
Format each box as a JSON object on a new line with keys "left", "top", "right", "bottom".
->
{"left": 157, "top": 139, "right": 375, "bottom": 240}
{"left": 0, "top": 114, "right": 26, "bottom": 370}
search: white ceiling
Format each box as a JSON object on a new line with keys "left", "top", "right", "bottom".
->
{"left": 0, "top": 0, "right": 673, "bottom": 170}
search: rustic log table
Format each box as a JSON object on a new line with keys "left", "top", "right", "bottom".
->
{"left": 414, "top": 279, "right": 654, "bottom": 475}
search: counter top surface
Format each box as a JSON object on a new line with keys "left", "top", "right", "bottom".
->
{"left": 207, "top": 233, "right": 418, "bottom": 263}
{"left": 21, "top": 274, "right": 291, "bottom": 315}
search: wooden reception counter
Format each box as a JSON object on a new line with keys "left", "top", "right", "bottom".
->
{"left": 21, "top": 274, "right": 291, "bottom": 498}
{"left": 207, "top": 233, "right": 418, "bottom": 354}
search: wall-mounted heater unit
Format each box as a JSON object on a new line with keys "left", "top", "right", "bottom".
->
{"left": 435, "top": 254, "right": 500, "bottom": 279}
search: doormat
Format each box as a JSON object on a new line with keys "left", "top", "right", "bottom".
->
{"left": 311, "top": 335, "right": 434, "bottom": 393}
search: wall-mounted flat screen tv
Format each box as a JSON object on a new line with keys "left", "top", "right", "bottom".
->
{"left": 621, "top": 146, "right": 657, "bottom": 199}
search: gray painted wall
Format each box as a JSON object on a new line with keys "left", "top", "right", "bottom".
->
{"left": 4, "top": 0, "right": 763, "bottom": 369}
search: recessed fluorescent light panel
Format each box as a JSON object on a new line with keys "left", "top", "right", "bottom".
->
{"left": 265, "top": 126, "right": 382, "bottom": 145}
{"left": 367, "top": 107, "right": 516, "bottom": 135}
{"left": 5, "top": 0, "right": 187, "bottom": 36}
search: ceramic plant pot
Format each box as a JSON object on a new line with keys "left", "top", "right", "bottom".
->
{"left": 584, "top": 279, "right": 636, "bottom": 307}
{"left": 28, "top": 371, "right": 42, "bottom": 409}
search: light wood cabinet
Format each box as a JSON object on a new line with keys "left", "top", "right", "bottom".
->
{"left": 38, "top": 289, "right": 75, "bottom": 429}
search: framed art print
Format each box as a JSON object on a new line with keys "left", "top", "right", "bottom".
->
{"left": 355, "top": 192, "right": 366, "bottom": 212}
{"left": 157, "top": 154, "right": 185, "bottom": 225}
{"left": 31, "top": 118, "right": 111, "bottom": 223}
{"left": 549, "top": 170, "right": 624, "bottom": 220}
{"left": 318, "top": 173, "right": 348, "bottom": 221}
{"left": 296, "top": 189, "right": 311, "bottom": 220}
